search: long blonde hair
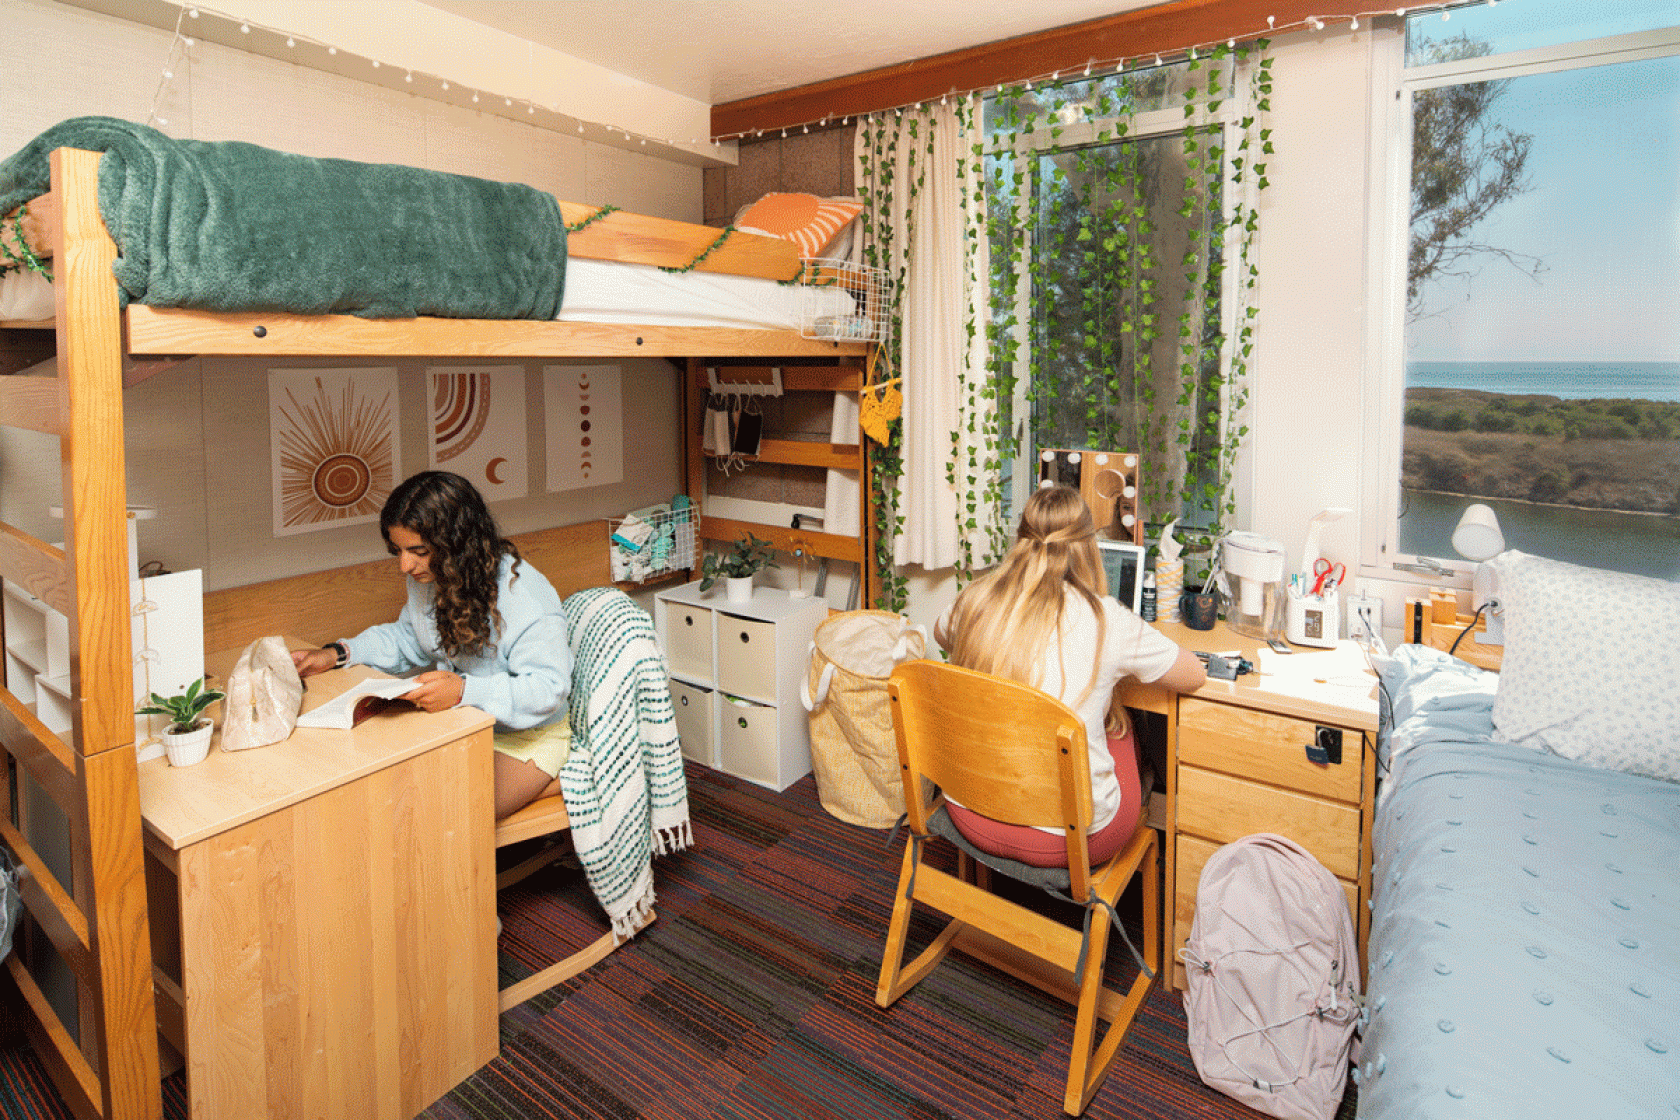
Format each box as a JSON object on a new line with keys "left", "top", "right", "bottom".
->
{"left": 936, "top": 485, "right": 1115, "bottom": 725}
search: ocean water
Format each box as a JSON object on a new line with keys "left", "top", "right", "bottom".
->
{"left": 1401, "top": 360, "right": 1678, "bottom": 581}
{"left": 1400, "top": 489, "right": 1679, "bottom": 581}
{"left": 1406, "top": 360, "right": 1680, "bottom": 402}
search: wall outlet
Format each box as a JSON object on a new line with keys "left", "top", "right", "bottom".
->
{"left": 1346, "top": 594, "right": 1383, "bottom": 644}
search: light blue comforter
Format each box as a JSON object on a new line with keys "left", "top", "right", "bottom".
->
{"left": 1359, "top": 740, "right": 1680, "bottom": 1118}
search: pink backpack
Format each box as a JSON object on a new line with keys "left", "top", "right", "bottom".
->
{"left": 1180, "top": 833, "right": 1360, "bottom": 1120}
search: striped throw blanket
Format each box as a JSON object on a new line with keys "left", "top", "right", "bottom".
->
{"left": 560, "top": 587, "right": 692, "bottom": 937}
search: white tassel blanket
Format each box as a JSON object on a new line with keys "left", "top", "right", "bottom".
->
{"left": 559, "top": 587, "right": 692, "bottom": 937}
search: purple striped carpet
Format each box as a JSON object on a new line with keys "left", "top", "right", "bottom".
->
{"left": 1, "top": 762, "right": 1357, "bottom": 1119}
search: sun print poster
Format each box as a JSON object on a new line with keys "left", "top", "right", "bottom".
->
{"left": 428, "top": 367, "right": 529, "bottom": 500}
{"left": 544, "top": 364, "right": 622, "bottom": 492}
{"left": 269, "top": 367, "right": 400, "bottom": 537}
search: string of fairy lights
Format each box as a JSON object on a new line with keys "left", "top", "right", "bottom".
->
{"left": 144, "top": 0, "right": 1502, "bottom": 152}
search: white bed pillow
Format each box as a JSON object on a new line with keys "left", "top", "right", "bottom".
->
{"left": 1488, "top": 550, "right": 1680, "bottom": 782}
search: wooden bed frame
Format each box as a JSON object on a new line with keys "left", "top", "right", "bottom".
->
{"left": 0, "top": 146, "right": 873, "bottom": 1120}
{"left": 1404, "top": 588, "right": 1505, "bottom": 671}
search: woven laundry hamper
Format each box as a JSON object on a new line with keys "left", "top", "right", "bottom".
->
{"left": 801, "top": 610, "right": 926, "bottom": 828}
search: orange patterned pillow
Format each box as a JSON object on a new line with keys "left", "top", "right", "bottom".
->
{"left": 736, "top": 193, "right": 863, "bottom": 259}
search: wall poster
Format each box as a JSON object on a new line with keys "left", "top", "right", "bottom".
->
{"left": 544, "top": 364, "right": 622, "bottom": 492}
{"left": 269, "top": 367, "right": 400, "bottom": 537}
{"left": 428, "top": 366, "right": 529, "bottom": 500}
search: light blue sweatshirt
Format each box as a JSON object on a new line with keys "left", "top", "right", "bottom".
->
{"left": 342, "top": 554, "right": 572, "bottom": 732}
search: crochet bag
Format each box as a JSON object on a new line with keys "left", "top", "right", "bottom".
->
{"left": 800, "top": 611, "right": 925, "bottom": 829}
{"left": 219, "top": 635, "right": 305, "bottom": 751}
{"left": 1181, "top": 833, "right": 1360, "bottom": 1120}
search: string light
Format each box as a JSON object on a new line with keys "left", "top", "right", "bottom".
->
{"left": 138, "top": 0, "right": 1456, "bottom": 158}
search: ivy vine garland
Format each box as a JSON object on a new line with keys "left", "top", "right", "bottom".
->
{"left": 849, "top": 44, "right": 1269, "bottom": 608}
{"left": 1, "top": 205, "right": 52, "bottom": 282}
{"left": 983, "top": 43, "right": 1270, "bottom": 569}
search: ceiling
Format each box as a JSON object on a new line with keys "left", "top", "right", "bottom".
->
{"left": 417, "top": 1, "right": 1164, "bottom": 105}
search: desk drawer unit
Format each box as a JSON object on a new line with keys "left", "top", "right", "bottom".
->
{"left": 1169, "top": 695, "right": 1372, "bottom": 991}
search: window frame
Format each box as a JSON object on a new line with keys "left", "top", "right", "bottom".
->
{"left": 990, "top": 83, "right": 1256, "bottom": 525}
{"left": 1361, "top": 19, "right": 1680, "bottom": 584}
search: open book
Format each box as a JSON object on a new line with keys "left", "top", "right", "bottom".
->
{"left": 295, "top": 677, "right": 419, "bottom": 731}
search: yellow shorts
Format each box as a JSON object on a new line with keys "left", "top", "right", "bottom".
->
{"left": 492, "top": 720, "right": 572, "bottom": 779}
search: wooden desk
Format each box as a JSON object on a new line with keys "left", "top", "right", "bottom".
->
{"left": 137, "top": 646, "right": 498, "bottom": 1120}
{"left": 1121, "top": 621, "right": 1380, "bottom": 991}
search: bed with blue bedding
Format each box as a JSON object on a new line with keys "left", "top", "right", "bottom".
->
{"left": 1357, "top": 553, "right": 1680, "bottom": 1119}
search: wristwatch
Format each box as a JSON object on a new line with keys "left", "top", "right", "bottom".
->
{"left": 323, "top": 640, "right": 349, "bottom": 669}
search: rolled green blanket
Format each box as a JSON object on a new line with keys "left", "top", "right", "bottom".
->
{"left": 0, "top": 116, "right": 567, "bottom": 319}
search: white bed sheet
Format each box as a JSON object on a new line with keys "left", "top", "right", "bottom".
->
{"left": 0, "top": 257, "right": 858, "bottom": 331}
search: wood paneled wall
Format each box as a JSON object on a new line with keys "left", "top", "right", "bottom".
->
{"left": 702, "top": 125, "right": 856, "bottom": 515}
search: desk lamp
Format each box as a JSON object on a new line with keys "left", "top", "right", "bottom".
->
{"left": 1452, "top": 503, "right": 1506, "bottom": 643}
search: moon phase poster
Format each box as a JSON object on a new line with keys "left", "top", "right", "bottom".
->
{"left": 428, "top": 367, "right": 529, "bottom": 500}
{"left": 270, "top": 367, "right": 400, "bottom": 537}
{"left": 544, "top": 364, "right": 622, "bottom": 492}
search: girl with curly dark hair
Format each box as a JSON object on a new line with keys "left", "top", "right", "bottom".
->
{"left": 293, "top": 471, "right": 572, "bottom": 819}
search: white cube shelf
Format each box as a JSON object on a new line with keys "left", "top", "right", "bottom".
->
{"left": 654, "top": 581, "right": 826, "bottom": 792}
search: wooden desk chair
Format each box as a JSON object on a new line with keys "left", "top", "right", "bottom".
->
{"left": 877, "top": 659, "right": 1158, "bottom": 1116}
{"left": 494, "top": 584, "right": 679, "bottom": 1012}
{"left": 493, "top": 784, "right": 642, "bottom": 1011}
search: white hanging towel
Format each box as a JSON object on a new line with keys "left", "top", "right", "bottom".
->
{"left": 823, "top": 391, "right": 861, "bottom": 536}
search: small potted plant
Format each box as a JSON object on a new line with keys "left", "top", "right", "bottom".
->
{"left": 699, "top": 532, "right": 779, "bottom": 603}
{"left": 136, "top": 677, "right": 225, "bottom": 767}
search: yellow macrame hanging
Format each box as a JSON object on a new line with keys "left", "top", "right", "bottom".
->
{"left": 858, "top": 344, "right": 901, "bottom": 445}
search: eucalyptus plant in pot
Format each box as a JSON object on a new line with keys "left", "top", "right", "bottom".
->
{"left": 699, "top": 532, "right": 778, "bottom": 603}
{"left": 136, "top": 676, "right": 224, "bottom": 767}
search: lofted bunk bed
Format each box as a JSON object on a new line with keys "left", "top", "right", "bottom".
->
{"left": 0, "top": 121, "right": 877, "bottom": 1120}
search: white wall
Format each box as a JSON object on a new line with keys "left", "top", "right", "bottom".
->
{"left": 0, "top": 0, "right": 696, "bottom": 592}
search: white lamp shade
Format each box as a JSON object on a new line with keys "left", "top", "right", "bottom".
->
{"left": 1452, "top": 503, "right": 1505, "bottom": 563}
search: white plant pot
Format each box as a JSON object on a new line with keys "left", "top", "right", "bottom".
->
{"left": 725, "top": 575, "right": 754, "bottom": 604}
{"left": 163, "top": 721, "right": 214, "bottom": 767}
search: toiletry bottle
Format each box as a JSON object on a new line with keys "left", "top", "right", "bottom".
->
{"left": 1140, "top": 570, "right": 1157, "bottom": 622}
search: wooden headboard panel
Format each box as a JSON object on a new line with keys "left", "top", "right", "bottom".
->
{"left": 1405, "top": 588, "right": 1504, "bottom": 671}
{"left": 202, "top": 519, "right": 613, "bottom": 654}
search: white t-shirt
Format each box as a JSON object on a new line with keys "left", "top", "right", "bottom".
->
{"left": 940, "top": 590, "right": 1181, "bottom": 831}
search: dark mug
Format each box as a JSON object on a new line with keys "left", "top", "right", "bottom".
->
{"left": 1180, "top": 588, "right": 1220, "bottom": 630}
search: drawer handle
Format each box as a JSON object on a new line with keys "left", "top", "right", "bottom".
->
{"left": 738, "top": 716, "right": 748, "bottom": 728}
{"left": 684, "top": 616, "right": 694, "bottom": 627}
{"left": 679, "top": 695, "right": 689, "bottom": 707}
{"left": 739, "top": 631, "right": 750, "bottom": 644}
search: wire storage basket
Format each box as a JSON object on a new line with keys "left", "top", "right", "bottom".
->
{"left": 608, "top": 500, "right": 696, "bottom": 585}
{"left": 799, "top": 258, "right": 889, "bottom": 344}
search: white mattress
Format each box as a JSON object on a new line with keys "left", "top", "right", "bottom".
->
{"left": 0, "top": 258, "right": 858, "bottom": 331}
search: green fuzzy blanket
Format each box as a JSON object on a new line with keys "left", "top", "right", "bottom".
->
{"left": 0, "top": 116, "right": 567, "bottom": 319}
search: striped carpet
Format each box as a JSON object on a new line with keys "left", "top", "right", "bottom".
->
{"left": 1, "top": 762, "right": 1357, "bottom": 1119}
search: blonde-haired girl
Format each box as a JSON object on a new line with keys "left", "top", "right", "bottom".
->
{"left": 935, "top": 484, "right": 1206, "bottom": 866}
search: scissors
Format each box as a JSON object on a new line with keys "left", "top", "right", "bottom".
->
{"left": 1310, "top": 558, "right": 1346, "bottom": 597}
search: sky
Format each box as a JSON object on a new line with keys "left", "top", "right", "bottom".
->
{"left": 1405, "top": 0, "right": 1680, "bottom": 364}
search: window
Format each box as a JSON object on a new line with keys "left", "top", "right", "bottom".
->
{"left": 1371, "top": 2, "right": 1680, "bottom": 581}
{"left": 983, "top": 58, "right": 1260, "bottom": 544}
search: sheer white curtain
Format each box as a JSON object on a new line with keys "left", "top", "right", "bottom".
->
{"left": 854, "top": 97, "right": 993, "bottom": 573}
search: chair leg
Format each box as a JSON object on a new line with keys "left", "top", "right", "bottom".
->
{"left": 876, "top": 843, "right": 963, "bottom": 1008}
{"left": 498, "top": 908, "right": 654, "bottom": 1012}
{"left": 1063, "top": 829, "right": 1158, "bottom": 1116}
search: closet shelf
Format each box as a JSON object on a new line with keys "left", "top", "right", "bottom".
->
{"left": 708, "top": 439, "right": 860, "bottom": 471}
